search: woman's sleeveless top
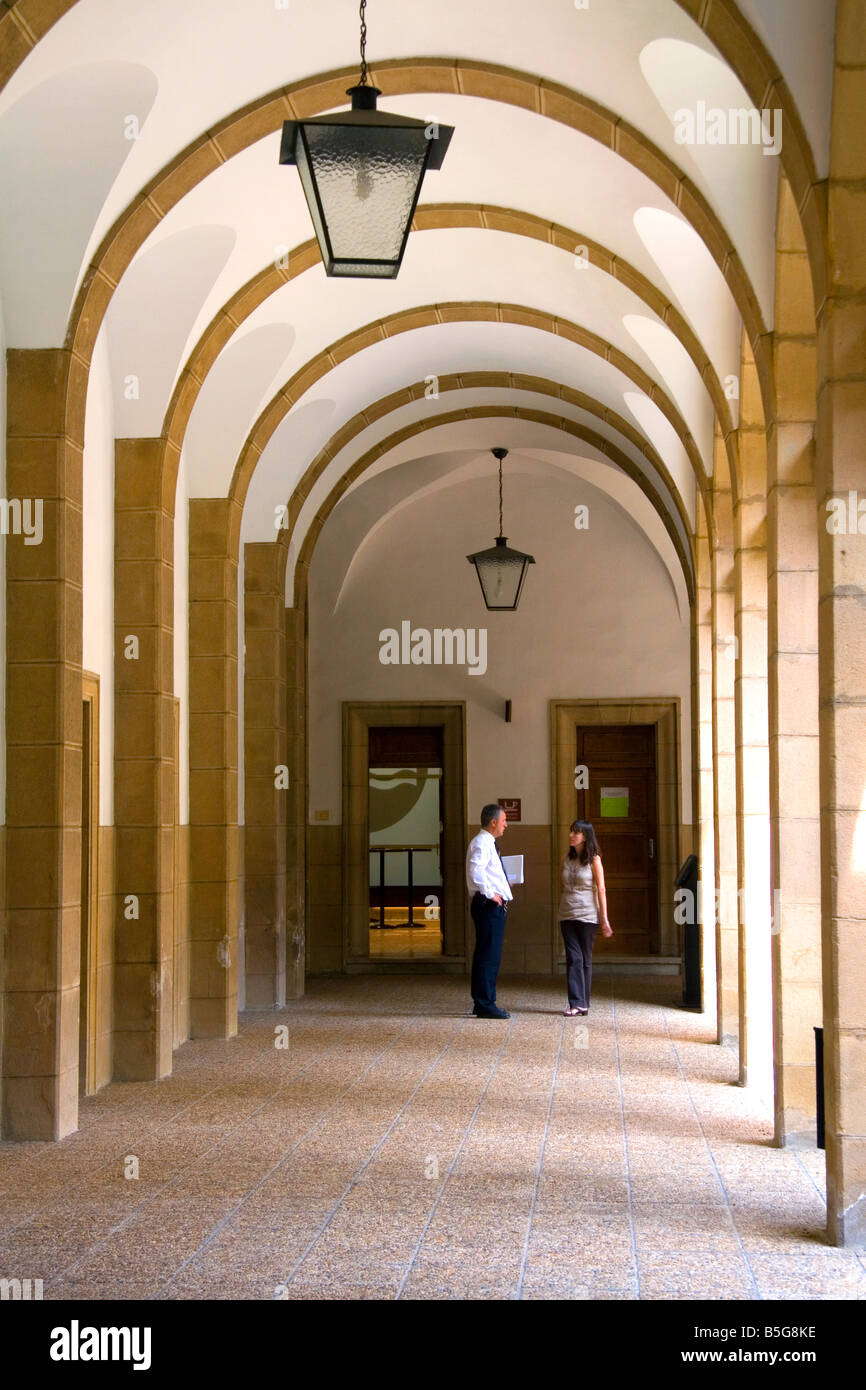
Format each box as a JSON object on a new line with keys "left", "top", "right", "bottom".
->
{"left": 558, "top": 855, "right": 598, "bottom": 923}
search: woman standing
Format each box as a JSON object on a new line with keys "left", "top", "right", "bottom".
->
{"left": 559, "top": 820, "right": 612, "bottom": 1016}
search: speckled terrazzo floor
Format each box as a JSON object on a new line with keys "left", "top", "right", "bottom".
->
{"left": 1, "top": 975, "right": 864, "bottom": 1301}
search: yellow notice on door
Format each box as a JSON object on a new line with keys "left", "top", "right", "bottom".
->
{"left": 600, "top": 786, "right": 629, "bottom": 818}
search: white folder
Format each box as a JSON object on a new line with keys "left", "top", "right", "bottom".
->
{"left": 501, "top": 855, "right": 524, "bottom": 885}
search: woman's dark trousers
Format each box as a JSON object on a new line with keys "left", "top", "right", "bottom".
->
{"left": 560, "top": 920, "right": 599, "bottom": 1010}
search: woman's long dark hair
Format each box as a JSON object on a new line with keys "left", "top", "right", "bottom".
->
{"left": 568, "top": 820, "right": 600, "bottom": 864}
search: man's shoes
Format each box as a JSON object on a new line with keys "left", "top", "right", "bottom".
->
{"left": 472, "top": 1004, "right": 510, "bottom": 1019}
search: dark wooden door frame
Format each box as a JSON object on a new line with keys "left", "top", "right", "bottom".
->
{"left": 550, "top": 699, "right": 682, "bottom": 964}
{"left": 574, "top": 723, "right": 659, "bottom": 953}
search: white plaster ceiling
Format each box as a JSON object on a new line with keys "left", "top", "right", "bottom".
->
{"left": 734, "top": 0, "right": 836, "bottom": 175}
{"left": 0, "top": 60, "right": 157, "bottom": 343}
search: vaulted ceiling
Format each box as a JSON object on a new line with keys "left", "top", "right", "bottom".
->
{"left": 0, "top": 0, "right": 835, "bottom": 597}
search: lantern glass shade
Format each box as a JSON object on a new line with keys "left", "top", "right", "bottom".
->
{"left": 281, "top": 91, "right": 453, "bottom": 278}
{"left": 467, "top": 537, "right": 536, "bottom": 611}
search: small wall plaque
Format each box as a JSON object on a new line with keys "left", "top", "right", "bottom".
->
{"left": 498, "top": 798, "right": 521, "bottom": 822}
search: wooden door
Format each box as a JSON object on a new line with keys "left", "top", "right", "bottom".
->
{"left": 575, "top": 724, "right": 658, "bottom": 954}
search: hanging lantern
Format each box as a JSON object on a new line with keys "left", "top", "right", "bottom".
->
{"left": 467, "top": 449, "right": 535, "bottom": 611}
{"left": 279, "top": 1, "right": 453, "bottom": 278}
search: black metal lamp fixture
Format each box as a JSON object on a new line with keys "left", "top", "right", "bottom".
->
{"left": 279, "top": 1, "right": 454, "bottom": 278}
{"left": 467, "top": 449, "right": 536, "bottom": 611}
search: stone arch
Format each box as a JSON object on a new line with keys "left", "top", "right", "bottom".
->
{"left": 262, "top": 374, "right": 696, "bottom": 602}
{"left": 289, "top": 403, "right": 697, "bottom": 610}
{"left": 161, "top": 204, "right": 736, "bottom": 476}
{"left": 229, "top": 302, "right": 710, "bottom": 528}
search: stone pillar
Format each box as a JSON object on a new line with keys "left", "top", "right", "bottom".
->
{"left": 188, "top": 499, "right": 239, "bottom": 1037}
{"left": 711, "top": 429, "right": 739, "bottom": 1048}
{"left": 243, "top": 543, "right": 287, "bottom": 1008}
{"left": 734, "top": 340, "right": 773, "bottom": 1092}
{"left": 3, "top": 348, "right": 83, "bottom": 1139}
{"left": 695, "top": 510, "right": 717, "bottom": 1011}
{"left": 285, "top": 604, "right": 306, "bottom": 997}
{"left": 113, "top": 439, "right": 174, "bottom": 1080}
{"left": 768, "top": 179, "right": 822, "bottom": 1144}
{"left": 819, "top": 3, "right": 866, "bottom": 1245}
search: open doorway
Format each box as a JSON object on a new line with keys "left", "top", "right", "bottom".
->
{"left": 342, "top": 703, "right": 466, "bottom": 969}
{"left": 368, "top": 726, "right": 444, "bottom": 959}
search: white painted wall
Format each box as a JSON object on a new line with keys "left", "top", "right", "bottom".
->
{"left": 309, "top": 464, "right": 692, "bottom": 828}
{"left": 82, "top": 324, "right": 114, "bottom": 825}
{"left": 174, "top": 447, "right": 189, "bottom": 824}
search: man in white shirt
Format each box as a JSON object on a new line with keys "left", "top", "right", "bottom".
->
{"left": 465, "top": 803, "right": 513, "bottom": 1018}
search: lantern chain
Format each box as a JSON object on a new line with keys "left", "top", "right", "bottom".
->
{"left": 359, "top": 0, "right": 368, "bottom": 85}
{"left": 498, "top": 456, "right": 503, "bottom": 537}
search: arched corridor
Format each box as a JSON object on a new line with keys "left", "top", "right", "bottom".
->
{"left": 0, "top": 0, "right": 864, "bottom": 1308}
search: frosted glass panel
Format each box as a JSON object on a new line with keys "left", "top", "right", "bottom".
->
{"left": 303, "top": 125, "right": 428, "bottom": 261}
{"left": 369, "top": 768, "right": 441, "bottom": 845}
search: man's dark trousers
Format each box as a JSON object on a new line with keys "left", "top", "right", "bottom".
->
{"left": 470, "top": 892, "right": 506, "bottom": 1011}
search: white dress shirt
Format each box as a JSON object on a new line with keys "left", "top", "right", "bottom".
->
{"left": 466, "top": 829, "right": 513, "bottom": 902}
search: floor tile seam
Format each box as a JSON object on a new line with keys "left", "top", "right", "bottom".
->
{"left": 515, "top": 1015, "right": 567, "bottom": 1301}
{"left": 394, "top": 1010, "right": 524, "bottom": 1301}
{"left": 610, "top": 992, "right": 642, "bottom": 1299}
{"left": 660, "top": 1004, "right": 764, "bottom": 1298}
{"left": 42, "top": 1012, "right": 405, "bottom": 1288}
{"left": 791, "top": 1148, "right": 826, "bottom": 1203}
{"left": 271, "top": 1013, "right": 477, "bottom": 1295}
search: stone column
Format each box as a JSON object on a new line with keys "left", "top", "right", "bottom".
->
{"left": 819, "top": 3, "right": 866, "bottom": 1245}
{"left": 768, "top": 179, "right": 822, "bottom": 1143}
{"left": 734, "top": 340, "right": 773, "bottom": 1092}
{"left": 696, "top": 511, "right": 717, "bottom": 1010}
{"left": 285, "top": 604, "right": 306, "bottom": 997}
{"left": 243, "top": 542, "right": 287, "bottom": 1008}
{"left": 113, "top": 439, "right": 175, "bottom": 1080}
{"left": 711, "top": 429, "right": 739, "bottom": 1049}
{"left": 3, "top": 348, "right": 84, "bottom": 1139}
{"left": 188, "top": 499, "right": 239, "bottom": 1037}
